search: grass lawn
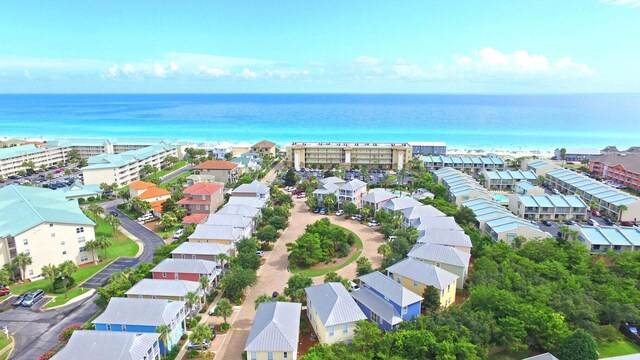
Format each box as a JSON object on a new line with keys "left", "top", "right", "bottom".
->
{"left": 152, "top": 160, "right": 187, "bottom": 178}
{"left": 43, "top": 287, "right": 92, "bottom": 309}
{"left": 160, "top": 169, "right": 193, "bottom": 190}
{"left": 0, "top": 334, "right": 10, "bottom": 352}
{"left": 116, "top": 204, "right": 141, "bottom": 220}
{"left": 91, "top": 213, "right": 140, "bottom": 258}
{"left": 290, "top": 226, "right": 363, "bottom": 278}
{"left": 10, "top": 261, "right": 112, "bottom": 295}
{"left": 156, "top": 224, "right": 181, "bottom": 240}
{"left": 597, "top": 338, "right": 640, "bottom": 358}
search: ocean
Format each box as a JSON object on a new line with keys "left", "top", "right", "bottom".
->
{"left": 1, "top": 93, "right": 639, "bottom": 150}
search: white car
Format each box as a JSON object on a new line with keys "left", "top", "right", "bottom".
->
{"left": 173, "top": 228, "right": 184, "bottom": 239}
{"left": 387, "top": 236, "right": 397, "bottom": 242}
{"left": 367, "top": 220, "right": 379, "bottom": 227}
{"left": 335, "top": 210, "right": 344, "bottom": 216}
{"left": 256, "top": 250, "right": 265, "bottom": 257}
{"left": 137, "top": 213, "right": 154, "bottom": 223}
{"left": 348, "top": 280, "right": 359, "bottom": 292}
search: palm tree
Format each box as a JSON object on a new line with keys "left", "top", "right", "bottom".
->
{"left": 118, "top": 188, "right": 130, "bottom": 201}
{"left": 397, "top": 168, "right": 408, "bottom": 187}
{"left": 189, "top": 324, "right": 213, "bottom": 357}
{"left": 13, "top": 252, "right": 32, "bottom": 281}
{"left": 84, "top": 239, "right": 100, "bottom": 264}
{"left": 41, "top": 264, "right": 59, "bottom": 290}
{"left": 185, "top": 291, "right": 201, "bottom": 312}
{"left": 617, "top": 204, "right": 628, "bottom": 222}
{"left": 588, "top": 201, "right": 598, "bottom": 211}
{"left": 105, "top": 214, "right": 121, "bottom": 234}
{"left": 88, "top": 204, "right": 104, "bottom": 220}
{"left": 360, "top": 166, "right": 369, "bottom": 181}
{"left": 155, "top": 324, "right": 170, "bottom": 358}
{"left": 377, "top": 243, "right": 391, "bottom": 258}
{"left": 537, "top": 176, "right": 546, "bottom": 186}
{"left": 95, "top": 236, "right": 111, "bottom": 259}
{"left": 360, "top": 207, "right": 371, "bottom": 221}
{"left": 382, "top": 174, "right": 397, "bottom": 188}
{"left": 559, "top": 225, "right": 578, "bottom": 241}
{"left": 214, "top": 298, "right": 233, "bottom": 326}
{"left": 58, "top": 260, "right": 78, "bottom": 298}
{"left": 199, "top": 276, "right": 211, "bottom": 294}
{"left": 217, "top": 254, "right": 230, "bottom": 274}
{"left": 323, "top": 193, "right": 337, "bottom": 212}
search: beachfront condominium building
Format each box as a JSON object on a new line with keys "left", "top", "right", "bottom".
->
{"left": 422, "top": 155, "right": 506, "bottom": 173}
{"left": 545, "top": 167, "right": 640, "bottom": 222}
{"left": 193, "top": 160, "right": 239, "bottom": 184}
{"left": 408, "top": 142, "right": 447, "bottom": 156}
{"left": 554, "top": 148, "right": 601, "bottom": 162}
{"left": 589, "top": 153, "right": 640, "bottom": 191}
{"left": 0, "top": 144, "right": 68, "bottom": 177}
{"left": 46, "top": 138, "right": 185, "bottom": 159}
{"left": 432, "top": 168, "right": 492, "bottom": 206}
{"left": 81, "top": 145, "right": 178, "bottom": 187}
{"left": 0, "top": 185, "right": 96, "bottom": 279}
{"left": 508, "top": 194, "right": 589, "bottom": 221}
{"left": 481, "top": 169, "right": 538, "bottom": 191}
{"left": 286, "top": 142, "right": 412, "bottom": 171}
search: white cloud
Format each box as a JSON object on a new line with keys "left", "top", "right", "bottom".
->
{"left": 353, "top": 55, "right": 383, "bottom": 74}
{"left": 240, "top": 68, "right": 258, "bottom": 79}
{"left": 392, "top": 58, "right": 426, "bottom": 78}
{"left": 103, "top": 62, "right": 180, "bottom": 79}
{"left": 165, "top": 52, "right": 276, "bottom": 68}
{"left": 198, "top": 65, "right": 229, "bottom": 78}
{"left": 600, "top": 0, "right": 640, "bottom": 8}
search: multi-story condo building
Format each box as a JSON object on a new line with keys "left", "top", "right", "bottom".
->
{"left": 508, "top": 194, "right": 589, "bottom": 221}
{"left": 408, "top": 141, "right": 447, "bottom": 156}
{"left": 422, "top": 155, "right": 505, "bottom": 173}
{"left": 433, "top": 168, "right": 491, "bottom": 206}
{"left": 576, "top": 225, "right": 640, "bottom": 253}
{"left": 46, "top": 138, "right": 185, "bottom": 159}
{"left": 545, "top": 167, "right": 640, "bottom": 222}
{"left": 481, "top": 169, "right": 537, "bottom": 191}
{"left": 0, "top": 185, "right": 96, "bottom": 279}
{"left": 82, "top": 145, "right": 178, "bottom": 187}
{"left": 554, "top": 147, "right": 601, "bottom": 162}
{"left": 286, "top": 142, "right": 412, "bottom": 171}
{"left": 193, "top": 160, "right": 239, "bottom": 184}
{"left": 589, "top": 153, "right": 640, "bottom": 191}
{"left": 522, "top": 159, "right": 558, "bottom": 177}
{"left": 0, "top": 144, "right": 68, "bottom": 177}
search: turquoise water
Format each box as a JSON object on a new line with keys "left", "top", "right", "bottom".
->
{"left": 492, "top": 194, "right": 509, "bottom": 203}
{"left": 1, "top": 94, "right": 639, "bottom": 149}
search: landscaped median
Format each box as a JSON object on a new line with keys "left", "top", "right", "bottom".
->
{"left": 288, "top": 219, "right": 363, "bottom": 278}
{"left": 9, "top": 211, "right": 138, "bottom": 309}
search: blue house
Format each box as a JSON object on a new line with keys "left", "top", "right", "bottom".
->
{"left": 350, "top": 271, "right": 423, "bottom": 331}
{"left": 93, "top": 297, "right": 187, "bottom": 354}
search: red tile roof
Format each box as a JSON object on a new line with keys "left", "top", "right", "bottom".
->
{"left": 139, "top": 186, "right": 171, "bottom": 200}
{"left": 194, "top": 160, "right": 238, "bottom": 170}
{"left": 182, "top": 213, "right": 208, "bottom": 225}
{"left": 252, "top": 140, "right": 276, "bottom": 148}
{"left": 149, "top": 200, "right": 166, "bottom": 213}
{"left": 129, "top": 180, "right": 157, "bottom": 190}
{"left": 184, "top": 182, "right": 223, "bottom": 195}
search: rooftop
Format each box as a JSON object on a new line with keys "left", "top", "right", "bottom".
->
{"left": 171, "top": 242, "right": 232, "bottom": 256}
{"left": 578, "top": 226, "right": 640, "bottom": 247}
{"left": 408, "top": 243, "right": 471, "bottom": 268}
{"left": 51, "top": 331, "right": 160, "bottom": 360}
{"left": 358, "top": 271, "right": 423, "bottom": 307}
{"left": 138, "top": 186, "right": 171, "bottom": 200}
{"left": 194, "top": 160, "right": 238, "bottom": 170}
{"left": 183, "top": 182, "right": 224, "bottom": 195}
{"left": 417, "top": 228, "right": 473, "bottom": 249}
{"left": 590, "top": 153, "right": 640, "bottom": 173}
{"left": 151, "top": 258, "right": 217, "bottom": 274}
{"left": 386, "top": 258, "right": 459, "bottom": 290}
{"left": 305, "top": 283, "right": 367, "bottom": 326}
{"left": 362, "top": 189, "right": 397, "bottom": 204}
{"left": 0, "top": 185, "right": 94, "bottom": 237}
{"left": 244, "top": 302, "right": 301, "bottom": 352}
{"left": 129, "top": 180, "right": 157, "bottom": 190}
{"left": 189, "top": 224, "right": 244, "bottom": 241}
{"left": 93, "top": 297, "right": 185, "bottom": 327}
{"left": 83, "top": 145, "right": 175, "bottom": 170}
{"left": 125, "top": 279, "right": 200, "bottom": 298}
{"left": 350, "top": 287, "right": 402, "bottom": 325}
{"left": 0, "top": 143, "right": 46, "bottom": 160}
{"left": 252, "top": 140, "right": 276, "bottom": 148}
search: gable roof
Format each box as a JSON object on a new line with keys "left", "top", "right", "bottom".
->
{"left": 181, "top": 213, "right": 208, "bottom": 224}
{"left": 138, "top": 186, "right": 171, "bottom": 200}
{"left": 194, "top": 160, "right": 238, "bottom": 170}
{"left": 408, "top": 243, "right": 471, "bottom": 268}
{"left": 205, "top": 213, "right": 252, "bottom": 228}
{"left": 305, "top": 283, "right": 367, "bottom": 326}
{"left": 151, "top": 258, "right": 216, "bottom": 274}
{"left": 93, "top": 297, "right": 185, "bottom": 327}
{"left": 171, "top": 242, "right": 232, "bottom": 256}
{"left": 129, "top": 180, "right": 157, "bottom": 190}
{"left": 189, "top": 224, "right": 244, "bottom": 241}
{"left": 401, "top": 205, "right": 446, "bottom": 220}
{"left": 522, "top": 353, "right": 559, "bottom": 360}
{"left": 125, "top": 279, "right": 200, "bottom": 298}
{"left": 232, "top": 180, "right": 269, "bottom": 195}
{"left": 350, "top": 287, "right": 403, "bottom": 325}
{"left": 339, "top": 179, "right": 367, "bottom": 192}
{"left": 417, "top": 228, "right": 473, "bottom": 249}
{"left": 217, "top": 204, "right": 260, "bottom": 218}
{"left": 0, "top": 185, "right": 95, "bottom": 237}
{"left": 381, "top": 197, "right": 423, "bottom": 211}
{"left": 358, "top": 271, "right": 423, "bottom": 307}
{"left": 362, "top": 190, "right": 397, "bottom": 204}
{"left": 590, "top": 153, "right": 640, "bottom": 173}
{"left": 52, "top": 331, "right": 160, "bottom": 360}
{"left": 245, "top": 302, "right": 301, "bottom": 352}
{"left": 386, "top": 258, "right": 458, "bottom": 290}
{"left": 227, "top": 196, "right": 266, "bottom": 209}
{"left": 183, "top": 182, "right": 223, "bottom": 195}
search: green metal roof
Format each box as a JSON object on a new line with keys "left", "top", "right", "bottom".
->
{"left": 0, "top": 185, "right": 94, "bottom": 237}
{"left": 0, "top": 144, "right": 44, "bottom": 160}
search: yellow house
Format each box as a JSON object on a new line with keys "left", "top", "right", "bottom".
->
{"left": 125, "top": 279, "right": 202, "bottom": 302}
{"left": 386, "top": 257, "right": 458, "bottom": 308}
{"left": 188, "top": 224, "right": 244, "bottom": 249}
{"left": 245, "top": 302, "right": 301, "bottom": 360}
{"left": 305, "top": 283, "right": 367, "bottom": 345}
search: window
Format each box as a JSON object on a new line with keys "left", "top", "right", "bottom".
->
{"left": 402, "top": 307, "right": 407, "bottom": 315}
{"left": 106, "top": 324, "right": 111, "bottom": 331}
{"left": 396, "top": 275, "right": 401, "bottom": 284}
{"left": 122, "top": 324, "right": 127, "bottom": 332}
{"left": 447, "top": 284, "right": 450, "bottom": 292}
{"left": 51, "top": 233, "right": 55, "bottom": 238}
{"left": 250, "top": 352, "right": 257, "bottom": 360}
{"left": 28, "top": 269, "right": 34, "bottom": 276}
{"left": 23, "top": 239, "right": 28, "bottom": 246}
{"left": 284, "top": 352, "right": 288, "bottom": 359}
{"left": 79, "top": 246, "right": 86, "bottom": 252}
{"left": 343, "top": 323, "right": 348, "bottom": 333}
{"left": 328, "top": 325, "right": 334, "bottom": 336}
{"left": 267, "top": 352, "right": 273, "bottom": 360}
{"left": 371, "top": 312, "right": 380, "bottom": 323}
{"left": 80, "top": 256, "right": 88, "bottom": 262}
{"left": 76, "top": 227, "right": 84, "bottom": 233}
{"left": 162, "top": 272, "right": 167, "bottom": 278}
{"left": 24, "top": 249, "right": 30, "bottom": 255}
{"left": 413, "top": 280, "right": 418, "bottom": 287}
{"left": 192, "top": 255, "right": 197, "bottom": 259}
{"left": 196, "top": 205, "right": 201, "bottom": 211}
{"left": 78, "top": 237, "right": 85, "bottom": 243}
{"left": 441, "top": 289, "right": 444, "bottom": 297}
{"left": 62, "top": 251, "right": 67, "bottom": 255}
{"left": 49, "top": 223, "right": 54, "bottom": 227}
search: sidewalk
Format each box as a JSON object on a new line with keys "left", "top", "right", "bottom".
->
{"left": 174, "top": 290, "right": 225, "bottom": 360}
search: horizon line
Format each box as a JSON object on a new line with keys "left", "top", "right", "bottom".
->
{"left": 1, "top": 92, "right": 639, "bottom": 96}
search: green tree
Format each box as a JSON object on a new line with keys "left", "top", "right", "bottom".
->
{"left": 324, "top": 272, "right": 349, "bottom": 288}
{"left": 283, "top": 168, "right": 297, "bottom": 187}
{"left": 141, "top": 164, "right": 157, "bottom": 177}
{"left": 185, "top": 291, "right": 201, "bottom": 311}
{"left": 256, "top": 224, "right": 279, "bottom": 246}
{"left": 159, "top": 212, "right": 178, "bottom": 230}
{"left": 58, "top": 260, "right": 78, "bottom": 298}
{"left": 84, "top": 239, "right": 100, "bottom": 264}
{"left": 199, "top": 276, "right": 211, "bottom": 294}
{"left": 382, "top": 174, "right": 397, "bottom": 188}
{"left": 13, "top": 252, "right": 33, "bottom": 281}
{"left": 537, "top": 175, "right": 546, "bottom": 186}
{"left": 156, "top": 325, "right": 170, "bottom": 359}
{"left": 355, "top": 257, "right": 373, "bottom": 276}
{"left": 189, "top": 324, "right": 213, "bottom": 356}
{"left": 254, "top": 294, "right": 272, "bottom": 310}
{"left": 497, "top": 316, "right": 528, "bottom": 353}
{"left": 286, "top": 233, "right": 324, "bottom": 267}
{"left": 352, "top": 320, "right": 382, "bottom": 352}
{"left": 284, "top": 273, "right": 312, "bottom": 302}
{"left": 94, "top": 236, "right": 111, "bottom": 259}
{"left": 118, "top": 188, "right": 130, "bottom": 200}
{"left": 88, "top": 204, "right": 104, "bottom": 220}
{"left": 377, "top": 243, "right": 391, "bottom": 258}
{"left": 41, "top": 264, "right": 59, "bottom": 290}
{"left": 617, "top": 204, "right": 628, "bottom": 222}
{"left": 220, "top": 268, "right": 257, "bottom": 302}
{"left": 305, "top": 196, "right": 318, "bottom": 211}
{"left": 343, "top": 202, "right": 358, "bottom": 217}
{"left": 422, "top": 286, "right": 441, "bottom": 313}
{"left": 560, "top": 148, "right": 567, "bottom": 163}
{"left": 323, "top": 193, "right": 337, "bottom": 212}
{"left": 214, "top": 298, "right": 234, "bottom": 325}
{"left": 561, "top": 329, "right": 598, "bottom": 360}
{"left": 67, "top": 149, "right": 79, "bottom": 162}
{"left": 105, "top": 214, "right": 121, "bottom": 234}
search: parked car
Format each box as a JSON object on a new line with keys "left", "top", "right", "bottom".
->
{"left": 312, "top": 207, "right": 321, "bottom": 214}
{"left": 348, "top": 281, "right": 359, "bottom": 292}
{"left": 368, "top": 220, "right": 380, "bottom": 227}
{"left": 187, "top": 339, "right": 211, "bottom": 351}
{"left": 591, "top": 210, "right": 601, "bottom": 217}
{"left": 0, "top": 286, "right": 10, "bottom": 296}
{"left": 335, "top": 209, "right": 344, "bottom": 216}
{"left": 109, "top": 210, "right": 119, "bottom": 217}
{"left": 564, "top": 220, "right": 576, "bottom": 225}
{"left": 12, "top": 292, "right": 28, "bottom": 306}
{"left": 21, "top": 289, "right": 45, "bottom": 307}
{"left": 319, "top": 208, "right": 327, "bottom": 215}
{"left": 552, "top": 188, "right": 560, "bottom": 195}
{"left": 620, "top": 221, "right": 635, "bottom": 227}
{"left": 256, "top": 250, "right": 265, "bottom": 257}
{"left": 542, "top": 220, "right": 552, "bottom": 226}
{"left": 588, "top": 219, "right": 599, "bottom": 226}
{"left": 137, "top": 213, "right": 154, "bottom": 223}
{"left": 296, "top": 193, "right": 306, "bottom": 198}
{"left": 604, "top": 217, "right": 616, "bottom": 226}
{"left": 173, "top": 228, "right": 184, "bottom": 239}
{"left": 387, "top": 235, "right": 397, "bottom": 242}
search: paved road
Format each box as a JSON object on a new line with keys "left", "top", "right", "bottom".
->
{"left": 1, "top": 294, "right": 100, "bottom": 360}
{"left": 82, "top": 257, "right": 139, "bottom": 289}
{"left": 161, "top": 164, "right": 192, "bottom": 182}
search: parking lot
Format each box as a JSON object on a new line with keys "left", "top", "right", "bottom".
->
{"left": 0, "top": 165, "right": 82, "bottom": 189}
{"left": 294, "top": 168, "right": 412, "bottom": 185}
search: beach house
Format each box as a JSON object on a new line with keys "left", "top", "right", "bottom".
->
{"left": 193, "top": 160, "right": 239, "bottom": 184}
{"left": 51, "top": 331, "right": 161, "bottom": 360}
{"left": 177, "top": 182, "right": 225, "bottom": 215}
{"left": 305, "top": 283, "right": 367, "bottom": 345}
{"left": 408, "top": 243, "right": 470, "bottom": 289}
{"left": 361, "top": 189, "right": 397, "bottom": 210}
{"left": 232, "top": 180, "right": 270, "bottom": 201}
{"left": 245, "top": 302, "right": 301, "bottom": 360}
{"left": 125, "top": 279, "right": 203, "bottom": 302}
{"left": 386, "top": 257, "right": 459, "bottom": 308}
{"left": 151, "top": 258, "right": 219, "bottom": 287}
{"left": 251, "top": 140, "right": 277, "bottom": 157}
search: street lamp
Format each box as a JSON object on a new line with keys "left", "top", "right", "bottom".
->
{"left": 62, "top": 276, "right": 67, "bottom": 298}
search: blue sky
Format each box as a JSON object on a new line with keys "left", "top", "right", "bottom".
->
{"left": 0, "top": 0, "right": 639, "bottom": 93}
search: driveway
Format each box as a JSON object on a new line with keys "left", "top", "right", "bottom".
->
{"left": 82, "top": 257, "right": 138, "bottom": 289}
{"left": 217, "top": 197, "right": 384, "bottom": 359}
{"left": 0, "top": 294, "right": 100, "bottom": 360}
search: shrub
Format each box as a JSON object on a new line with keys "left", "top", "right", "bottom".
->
{"left": 187, "top": 349, "right": 198, "bottom": 359}
{"left": 597, "top": 325, "right": 623, "bottom": 342}
{"left": 78, "top": 198, "right": 85, "bottom": 204}
{"left": 58, "top": 324, "right": 84, "bottom": 343}
{"left": 52, "top": 276, "right": 77, "bottom": 294}
{"left": 87, "top": 196, "right": 95, "bottom": 202}
{"left": 220, "top": 322, "right": 231, "bottom": 332}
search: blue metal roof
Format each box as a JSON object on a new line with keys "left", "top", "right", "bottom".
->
{"left": 0, "top": 144, "right": 45, "bottom": 160}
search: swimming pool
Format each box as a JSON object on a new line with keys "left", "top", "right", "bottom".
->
{"left": 492, "top": 194, "right": 509, "bottom": 203}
